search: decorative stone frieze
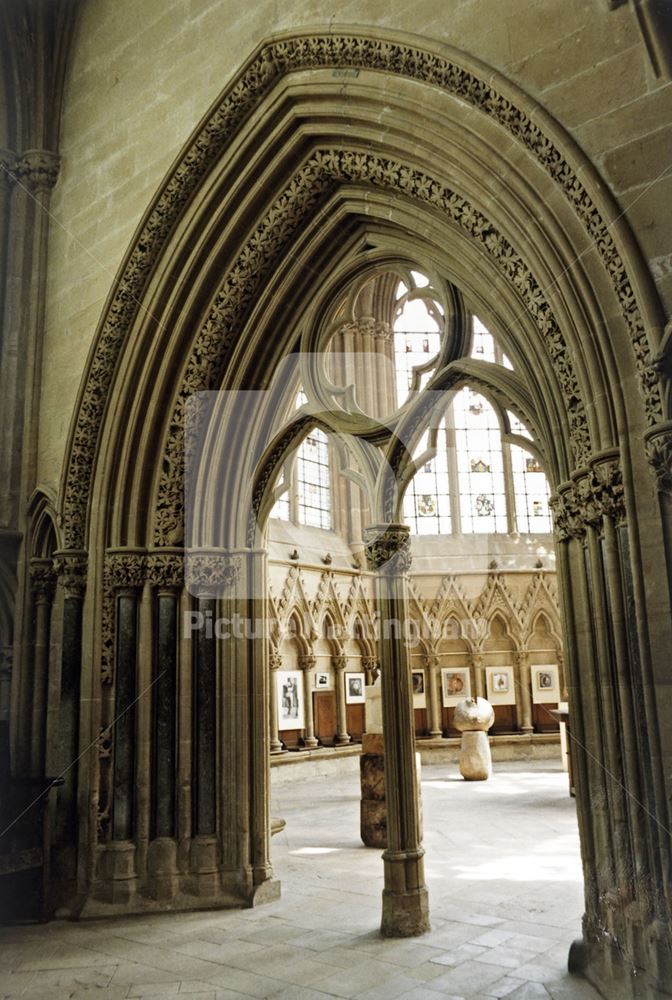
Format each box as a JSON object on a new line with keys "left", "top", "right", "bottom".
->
{"left": 184, "top": 552, "right": 241, "bottom": 595}
{"left": 364, "top": 523, "right": 412, "bottom": 574}
{"left": 590, "top": 455, "right": 626, "bottom": 525}
{"left": 551, "top": 458, "right": 625, "bottom": 540}
{"left": 644, "top": 424, "right": 672, "bottom": 495}
{"left": 146, "top": 551, "right": 184, "bottom": 589}
{"left": 99, "top": 551, "right": 145, "bottom": 685}
{"left": 104, "top": 551, "right": 146, "bottom": 590}
{"left": 15, "top": 150, "right": 60, "bottom": 193}
{"left": 340, "top": 318, "right": 392, "bottom": 342}
{"left": 61, "top": 31, "right": 661, "bottom": 550}
{"left": 54, "top": 550, "right": 88, "bottom": 598}
{"left": 29, "top": 558, "right": 56, "bottom": 600}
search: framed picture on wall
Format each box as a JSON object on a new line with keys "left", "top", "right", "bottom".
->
{"left": 531, "top": 664, "right": 560, "bottom": 703}
{"left": 412, "top": 669, "right": 426, "bottom": 709}
{"left": 441, "top": 667, "right": 471, "bottom": 707}
{"left": 486, "top": 665, "right": 516, "bottom": 705}
{"left": 314, "top": 671, "right": 331, "bottom": 689}
{"left": 277, "top": 670, "right": 305, "bottom": 729}
{"left": 345, "top": 672, "right": 366, "bottom": 704}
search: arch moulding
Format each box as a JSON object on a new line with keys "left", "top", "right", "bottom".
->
{"left": 58, "top": 27, "right": 669, "bottom": 551}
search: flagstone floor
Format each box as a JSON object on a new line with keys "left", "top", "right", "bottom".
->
{"left": 0, "top": 760, "right": 601, "bottom": 999}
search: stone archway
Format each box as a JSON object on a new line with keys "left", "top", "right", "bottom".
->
{"left": 53, "top": 28, "right": 671, "bottom": 999}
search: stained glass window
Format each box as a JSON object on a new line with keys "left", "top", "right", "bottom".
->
{"left": 453, "top": 388, "right": 508, "bottom": 533}
{"left": 510, "top": 443, "right": 552, "bottom": 532}
{"left": 402, "top": 427, "right": 452, "bottom": 535}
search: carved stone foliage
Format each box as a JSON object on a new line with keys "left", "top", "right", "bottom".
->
{"left": 15, "top": 150, "right": 60, "bottom": 193}
{"left": 54, "top": 551, "right": 87, "bottom": 598}
{"left": 339, "top": 318, "right": 392, "bottom": 342}
{"left": 104, "top": 552, "right": 146, "bottom": 590}
{"left": 364, "top": 523, "right": 412, "bottom": 574}
{"left": 0, "top": 149, "right": 60, "bottom": 192}
{"left": 62, "top": 32, "right": 662, "bottom": 550}
{"left": 29, "top": 559, "right": 56, "bottom": 600}
{"left": 645, "top": 426, "right": 672, "bottom": 494}
{"left": 147, "top": 552, "right": 184, "bottom": 589}
{"left": 100, "top": 552, "right": 146, "bottom": 684}
{"left": 550, "top": 457, "right": 626, "bottom": 540}
{"left": 161, "top": 149, "right": 591, "bottom": 546}
{"left": 184, "top": 553, "right": 241, "bottom": 596}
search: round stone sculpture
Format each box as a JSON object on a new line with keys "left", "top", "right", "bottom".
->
{"left": 453, "top": 696, "right": 494, "bottom": 781}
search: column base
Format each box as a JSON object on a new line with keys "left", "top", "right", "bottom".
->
{"left": 302, "top": 736, "right": 319, "bottom": 749}
{"left": 270, "top": 740, "right": 285, "bottom": 754}
{"left": 381, "top": 885, "right": 430, "bottom": 937}
{"left": 428, "top": 729, "right": 442, "bottom": 738}
{"left": 335, "top": 733, "right": 351, "bottom": 746}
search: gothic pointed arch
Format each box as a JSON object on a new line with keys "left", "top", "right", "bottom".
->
{"left": 50, "top": 28, "right": 672, "bottom": 991}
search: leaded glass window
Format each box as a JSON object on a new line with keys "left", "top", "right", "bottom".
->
{"left": 297, "top": 428, "right": 332, "bottom": 529}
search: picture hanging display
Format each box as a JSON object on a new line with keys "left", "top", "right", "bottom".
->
{"left": 277, "top": 670, "right": 305, "bottom": 729}
{"left": 345, "top": 672, "right": 366, "bottom": 704}
{"left": 531, "top": 664, "right": 560, "bottom": 703}
{"left": 441, "top": 667, "right": 471, "bottom": 707}
{"left": 412, "top": 669, "right": 426, "bottom": 708}
{"left": 485, "top": 665, "right": 516, "bottom": 705}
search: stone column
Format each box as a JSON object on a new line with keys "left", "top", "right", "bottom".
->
{"left": 298, "top": 654, "right": 319, "bottom": 748}
{"left": 424, "top": 653, "right": 442, "bottom": 738}
{"left": 146, "top": 553, "right": 182, "bottom": 901}
{"left": 269, "top": 651, "right": 284, "bottom": 752}
{"left": 471, "top": 652, "right": 485, "bottom": 699}
{"left": 332, "top": 654, "right": 351, "bottom": 746}
{"left": 514, "top": 650, "right": 533, "bottom": 734}
{"left": 362, "top": 655, "right": 379, "bottom": 687}
{"left": 364, "top": 523, "right": 429, "bottom": 937}
{"left": 51, "top": 549, "right": 87, "bottom": 904}
{"left": 29, "top": 558, "right": 55, "bottom": 776}
{"left": 0, "top": 151, "right": 60, "bottom": 529}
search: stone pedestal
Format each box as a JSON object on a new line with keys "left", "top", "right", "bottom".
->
{"left": 459, "top": 731, "right": 492, "bottom": 780}
{"left": 360, "top": 733, "right": 423, "bottom": 848}
{"left": 361, "top": 732, "right": 386, "bottom": 847}
{"left": 453, "top": 697, "right": 494, "bottom": 782}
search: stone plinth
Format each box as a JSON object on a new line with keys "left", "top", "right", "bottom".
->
{"left": 453, "top": 697, "right": 494, "bottom": 782}
{"left": 360, "top": 732, "right": 423, "bottom": 847}
{"left": 361, "top": 732, "right": 386, "bottom": 847}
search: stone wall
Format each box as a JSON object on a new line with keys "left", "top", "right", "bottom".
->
{"left": 37, "top": 0, "right": 672, "bottom": 493}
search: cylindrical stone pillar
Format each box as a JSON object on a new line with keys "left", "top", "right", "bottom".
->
{"left": 364, "top": 523, "right": 429, "bottom": 937}
{"left": 269, "top": 652, "right": 284, "bottom": 753}
{"left": 299, "top": 654, "right": 318, "bottom": 748}
{"left": 424, "top": 653, "right": 442, "bottom": 738}
{"left": 29, "top": 558, "right": 55, "bottom": 776}
{"left": 515, "top": 650, "right": 533, "bottom": 734}
{"left": 332, "top": 654, "right": 351, "bottom": 746}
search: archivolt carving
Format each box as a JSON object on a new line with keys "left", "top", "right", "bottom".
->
{"left": 62, "top": 31, "right": 662, "bottom": 549}
{"left": 174, "top": 150, "right": 593, "bottom": 548}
